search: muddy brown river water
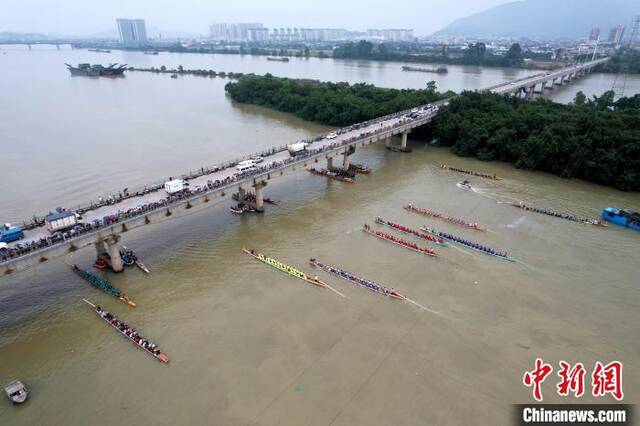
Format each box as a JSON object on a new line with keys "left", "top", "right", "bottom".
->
{"left": 0, "top": 46, "right": 638, "bottom": 425}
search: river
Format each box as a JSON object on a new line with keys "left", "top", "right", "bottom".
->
{"left": 0, "top": 46, "right": 639, "bottom": 425}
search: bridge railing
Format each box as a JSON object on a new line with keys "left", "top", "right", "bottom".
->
{"left": 16, "top": 102, "right": 434, "bottom": 229}
{"left": 3, "top": 110, "right": 436, "bottom": 265}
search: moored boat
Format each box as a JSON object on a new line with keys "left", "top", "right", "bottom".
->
{"left": 362, "top": 224, "right": 439, "bottom": 257}
{"left": 440, "top": 164, "right": 501, "bottom": 180}
{"left": 308, "top": 168, "right": 354, "bottom": 183}
{"left": 134, "top": 257, "right": 151, "bottom": 273}
{"left": 71, "top": 265, "right": 136, "bottom": 306}
{"left": 93, "top": 258, "right": 107, "bottom": 269}
{"left": 404, "top": 203, "right": 486, "bottom": 231}
{"left": 349, "top": 163, "right": 371, "bottom": 174}
{"left": 4, "top": 380, "right": 28, "bottom": 404}
{"left": 120, "top": 248, "right": 136, "bottom": 266}
{"left": 421, "top": 227, "right": 514, "bottom": 262}
{"left": 375, "top": 217, "right": 445, "bottom": 245}
{"left": 386, "top": 146, "right": 412, "bottom": 153}
{"left": 243, "top": 248, "right": 344, "bottom": 296}
{"left": 401, "top": 65, "right": 448, "bottom": 74}
{"left": 122, "top": 245, "right": 150, "bottom": 273}
{"left": 83, "top": 299, "right": 168, "bottom": 363}
{"left": 65, "top": 63, "right": 127, "bottom": 77}
{"left": 266, "top": 56, "right": 289, "bottom": 62}
{"left": 601, "top": 207, "right": 639, "bottom": 231}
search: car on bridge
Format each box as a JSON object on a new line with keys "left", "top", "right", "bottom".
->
{"left": 0, "top": 224, "right": 24, "bottom": 243}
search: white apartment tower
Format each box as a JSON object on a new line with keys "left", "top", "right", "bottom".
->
{"left": 117, "top": 19, "right": 148, "bottom": 46}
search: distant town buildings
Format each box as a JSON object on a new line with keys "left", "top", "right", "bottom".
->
{"left": 608, "top": 25, "right": 625, "bottom": 45}
{"left": 208, "top": 23, "right": 414, "bottom": 43}
{"left": 209, "top": 23, "right": 264, "bottom": 41}
{"left": 117, "top": 19, "right": 148, "bottom": 46}
{"left": 366, "top": 29, "right": 414, "bottom": 41}
{"left": 248, "top": 28, "right": 270, "bottom": 42}
{"left": 588, "top": 27, "right": 600, "bottom": 41}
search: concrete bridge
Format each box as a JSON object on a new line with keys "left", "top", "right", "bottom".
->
{"left": 1, "top": 105, "right": 440, "bottom": 274}
{"left": 0, "top": 58, "right": 607, "bottom": 274}
{"left": 486, "top": 58, "right": 609, "bottom": 98}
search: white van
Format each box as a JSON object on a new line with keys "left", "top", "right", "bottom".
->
{"left": 164, "top": 179, "right": 186, "bottom": 195}
{"left": 236, "top": 163, "right": 256, "bottom": 172}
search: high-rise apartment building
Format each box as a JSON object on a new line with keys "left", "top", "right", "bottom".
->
{"left": 589, "top": 27, "right": 601, "bottom": 41}
{"left": 366, "top": 29, "right": 414, "bottom": 41}
{"left": 117, "top": 19, "right": 148, "bottom": 46}
{"left": 209, "top": 23, "right": 264, "bottom": 41}
{"left": 608, "top": 25, "right": 625, "bottom": 45}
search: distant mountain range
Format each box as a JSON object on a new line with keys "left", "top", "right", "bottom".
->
{"left": 434, "top": 0, "right": 638, "bottom": 40}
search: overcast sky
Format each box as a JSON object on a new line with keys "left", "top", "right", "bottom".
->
{"left": 1, "top": 0, "right": 512, "bottom": 36}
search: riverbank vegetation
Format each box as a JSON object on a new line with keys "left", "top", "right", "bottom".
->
{"left": 333, "top": 41, "right": 534, "bottom": 68}
{"left": 128, "top": 65, "right": 244, "bottom": 79}
{"left": 225, "top": 74, "right": 454, "bottom": 126}
{"left": 431, "top": 91, "right": 640, "bottom": 191}
{"left": 590, "top": 48, "right": 640, "bottom": 74}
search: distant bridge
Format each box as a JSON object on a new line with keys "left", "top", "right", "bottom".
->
{"left": 486, "top": 58, "right": 609, "bottom": 98}
{"left": 0, "top": 58, "right": 608, "bottom": 275}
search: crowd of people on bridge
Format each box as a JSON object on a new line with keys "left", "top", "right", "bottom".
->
{"left": 2, "top": 105, "right": 433, "bottom": 264}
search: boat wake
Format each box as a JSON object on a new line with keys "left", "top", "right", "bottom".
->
{"left": 506, "top": 216, "right": 527, "bottom": 229}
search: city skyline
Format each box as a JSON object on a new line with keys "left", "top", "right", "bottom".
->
{"left": 1, "top": 0, "right": 509, "bottom": 37}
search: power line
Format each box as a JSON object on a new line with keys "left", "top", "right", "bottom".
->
{"left": 612, "top": 15, "right": 640, "bottom": 100}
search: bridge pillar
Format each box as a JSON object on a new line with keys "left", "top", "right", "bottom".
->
{"left": 537, "top": 81, "right": 545, "bottom": 94}
{"left": 525, "top": 85, "right": 535, "bottom": 99}
{"left": 327, "top": 156, "right": 334, "bottom": 170}
{"left": 106, "top": 238, "right": 124, "bottom": 273}
{"left": 238, "top": 187, "right": 246, "bottom": 204}
{"left": 385, "top": 136, "right": 391, "bottom": 147}
{"left": 94, "top": 240, "right": 107, "bottom": 259}
{"left": 253, "top": 181, "right": 267, "bottom": 213}
{"left": 401, "top": 131, "right": 409, "bottom": 149}
{"left": 342, "top": 147, "right": 351, "bottom": 170}
{"left": 550, "top": 78, "right": 557, "bottom": 89}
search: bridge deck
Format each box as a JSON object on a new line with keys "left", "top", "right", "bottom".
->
{"left": 488, "top": 58, "right": 608, "bottom": 94}
{"left": 1, "top": 104, "right": 441, "bottom": 271}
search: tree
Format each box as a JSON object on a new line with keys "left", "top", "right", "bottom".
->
{"left": 177, "top": 65, "right": 184, "bottom": 73}
{"left": 463, "top": 42, "right": 487, "bottom": 65}
{"left": 504, "top": 43, "right": 524, "bottom": 67}
{"left": 573, "top": 91, "right": 587, "bottom": 105}
{"left": 160, "top": 65, "right": 166, "bottom": 72}
{"left": 426, "top": 80, "right": 437, "bottom": 94}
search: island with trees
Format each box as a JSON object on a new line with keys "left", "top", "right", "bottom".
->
{"left": 224, "top": 74, "right": 454, "bottom": 126}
